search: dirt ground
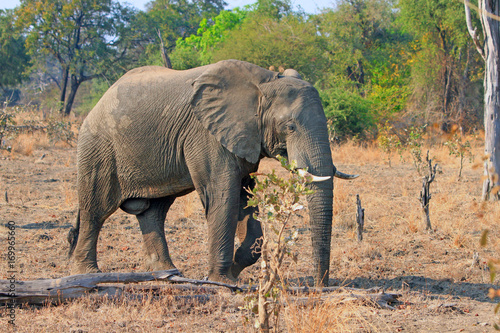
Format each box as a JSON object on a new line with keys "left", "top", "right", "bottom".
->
{"left": 1, "top": 133, "right": 500, "bottom": 332}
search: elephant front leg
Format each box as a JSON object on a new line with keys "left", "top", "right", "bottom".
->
{"left": 198, "top": 182, "right": 240, "bottom": 283}
{"left": 232, "top": 177, "right": 263, "bottom": 278}
{"left": 135, "top": 197, "right": 177, "bottom": 271}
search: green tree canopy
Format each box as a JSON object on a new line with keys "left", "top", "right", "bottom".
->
{"left": 315, "top": 0, "right": 410, "bottom": 133}
{"left": 16, "top": 0, "right": 137, "bottom": 115}
{"left": 0, "top": 9, "right": 29, "bottom": 97}
{"left": 398, "top": 0, "right": 482, "bottom": 122}
{"left": 211, "top": 12, "right": 327, "bottom": 83}
{"left": 171, "top": 8, "right": 248, "bottom": 68}
{"left": 133, "top": 0, "right": 227, "bottom": 67}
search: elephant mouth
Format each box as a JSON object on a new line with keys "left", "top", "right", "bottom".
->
{"left": 271, "top": 149, "right": 358, "bottom": 180}
{"left": 297, "top": 169, "right": 331, "bottom": 182}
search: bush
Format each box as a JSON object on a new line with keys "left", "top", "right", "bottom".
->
{"left": 318, "top": 86, "right": 375, "bottom": 141}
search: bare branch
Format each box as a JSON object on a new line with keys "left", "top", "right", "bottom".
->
{"left": 464, "top": 0, "right": 485, "bottom": 59}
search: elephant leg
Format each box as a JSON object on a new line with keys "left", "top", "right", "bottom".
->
{"left": 231, "top": 177, "right": 263, "bottom": 278}
{"left": 135, "top": 197, "right": 177, "bottom": 271}
{"left": 71, "top": 209, "right": 107, "bottom": 274}
{"left": 196, "top": 179, "right": 240, "bottom": 282}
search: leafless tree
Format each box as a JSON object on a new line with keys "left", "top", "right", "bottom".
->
{"left": 464, "top": 0, "right": 500, "bottom": 200}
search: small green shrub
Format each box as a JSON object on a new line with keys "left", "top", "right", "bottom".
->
{"left": 0, "top": 106, "right": 16, "bottom": 149}
{"left": 444, "top": 133, "right": 472, "bottom": 179}
{"left": 405, "top": 125, "right": 426, "bottom": 175}
{"left": 244, "top": 156, "right": 314, "bottom": 332}
{"left": 46, "top": 118, "right": 75, "bottom": 146}
{"left": 377, "top": 121, "right": 402, "bottom": 167}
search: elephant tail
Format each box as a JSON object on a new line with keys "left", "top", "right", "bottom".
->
{"left": 67, "top": 210, "right": 80, "bottom": 259}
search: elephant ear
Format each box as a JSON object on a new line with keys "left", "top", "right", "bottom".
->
{"left": 191, "top": 60, "right": 277, "bottom": 164}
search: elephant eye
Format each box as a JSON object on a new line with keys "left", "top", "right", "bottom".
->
{"left": 286, "top": 123, "right": 296, "bottom": 133}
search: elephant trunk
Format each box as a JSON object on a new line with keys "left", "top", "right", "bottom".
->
{"left": 301, "top": 137, "right": 334, "bottom": 287}
{"left": 307, "top": 175, "right": 333, "bottom": 286}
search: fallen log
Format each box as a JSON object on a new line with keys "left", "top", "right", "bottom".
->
{"left": 0, "top": 269, "right": 241, "bottom": 305}
{"left": 0, "top": 270, "right": 400, "bottom": 310}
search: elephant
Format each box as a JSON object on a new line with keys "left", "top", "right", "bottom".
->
{"left": 67, "top": 59, "right": 357, "bottom": 286}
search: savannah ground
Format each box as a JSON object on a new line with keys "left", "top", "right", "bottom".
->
{"left": 1, "top": 109, "right": 500, "bottom": 332}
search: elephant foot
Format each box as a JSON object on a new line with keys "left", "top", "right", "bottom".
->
{"left": 71, "top": 262, "right": 101, "bottom": 275}
{"left": 208, "top": 274, "right": 237, "bottom": 285}
{"left": 208, "top": 268, "right": 238, "bottom": 285}
{"left": 143, "top": 260, "right": 177, "bottom": 272}
{"left": 230, "top": 262, "right": 245, "bottom": 279}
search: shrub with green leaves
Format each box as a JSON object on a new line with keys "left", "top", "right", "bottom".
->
{"left": 244, "top": 156, "right": 313, "bottom": 332}
{"left": 318, "top": 86, "right": 375, "bottom": 141}
{"left": 46, "top": 117, "right": 75, "bottom": 146}
{"left": 0, "top": 106, "right": 16, "bottom": 149}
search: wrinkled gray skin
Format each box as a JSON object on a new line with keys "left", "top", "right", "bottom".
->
{"left": 68, "top": 60, "right": 337, "bottom": 285}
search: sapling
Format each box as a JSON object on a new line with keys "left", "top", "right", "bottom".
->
{"left": 407, "top": 125, "right": 426, "bottom": 175}
{"left": 245, "top": 156, "right": 314, "bottom": 332}
{"left": 377, "top": 122, "right": 402, "bottom": 167}
{"left": 444, "top": 133, "right": 472, "bottom": 179}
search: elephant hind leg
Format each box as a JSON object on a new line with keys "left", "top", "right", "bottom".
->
{"left": 135, "top": 197, "right": 177, "bottom": 271}
{"left": 232, "top": 177, "right": 262, "bottom": 278}
{"left": 70, "top": 209, "right": 108, "bottom": 274}
{"left": 67, "top": 209, "right": 80, "bottom": 259}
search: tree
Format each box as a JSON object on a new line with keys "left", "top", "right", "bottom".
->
{"left": 464, "top": 0, "right": 500, "bottom": 200}
{"left": 133, "top": 0, "right": 227, "bottom": 67}
{"left": 16, "top": 0, "right": 137, "bottom": 115}
{"left": 171, "top": 8, "right": 248, "bottom": 68}
{"left": 318, "top": 0, "right": 398, "bottom": 92}
{"left": 0, "top": 9, "right": 29, "bottom": 102}
{"left": 211, "top": 12, "right": 327, "bottom": 82}
{"left": 399, "top": 0, "right": 481, "bottom": 123}
{"left": 316, "top": 0, "right": 409, "bottom": 138}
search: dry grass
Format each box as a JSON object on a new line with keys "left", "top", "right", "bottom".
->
{"left": 10, "top": 132, "right": 50, "bottom": 156}
{"left": 1, "top": 128, "right": 500, "bottom": 331}
{"left": 284, "top": 298, "right": 384, "bottom": 332}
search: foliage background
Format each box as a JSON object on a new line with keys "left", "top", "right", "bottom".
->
{"left": 0, "top": 0, "right": 485, "bottom": 140}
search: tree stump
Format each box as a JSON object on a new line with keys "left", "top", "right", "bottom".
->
{"left": 356, "top": 194, "right": 365, "bottom": 241}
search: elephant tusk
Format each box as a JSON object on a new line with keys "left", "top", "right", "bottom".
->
{"left": 297, "top": 169, "right": 331, "bottom": 182}
{"left": 334, "top": 170, "right": 359, "bottom": 179}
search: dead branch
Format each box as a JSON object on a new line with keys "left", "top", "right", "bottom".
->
{"left": 285, "top": 285, "right": 383, "bottom": 294}
{"left": 290, "top": 291, "right": 401, "bottom": 310}
{"left": 419, "top": 151, "right": 438, "bottom": 231}
{"left": 464, "top": 0, "right": 485, "bottom": 59}
{"left": 8, "top": 125, "right": 47, "bottom": 133}
{"left": 156, "top": 28, "right": 172, "bottom": 69}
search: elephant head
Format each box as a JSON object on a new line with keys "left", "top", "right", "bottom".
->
{"left": 192, "top": 60, "right": 356, "bottom": 285}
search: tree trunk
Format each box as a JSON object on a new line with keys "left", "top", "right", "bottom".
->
{"left": 480, "top": 0, "right": 500, "bottom": 200}
{"left": 443, "top": 64, "right": 453, "bottom": 115}
{"left": 464, "top": 0, "right": 500, "bottom": 200}
{"left": 64, "top": 74, "right": 81, "bottom": 116}
{"left": 458, "top": 46, "right": 471, "bottom": 121}
{"left": 59, "top": 66, "right": 69, "bottom": 114}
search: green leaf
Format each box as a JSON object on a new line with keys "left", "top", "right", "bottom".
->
{"left": 481, "top": 230, "right": 489, "bottom": 247}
